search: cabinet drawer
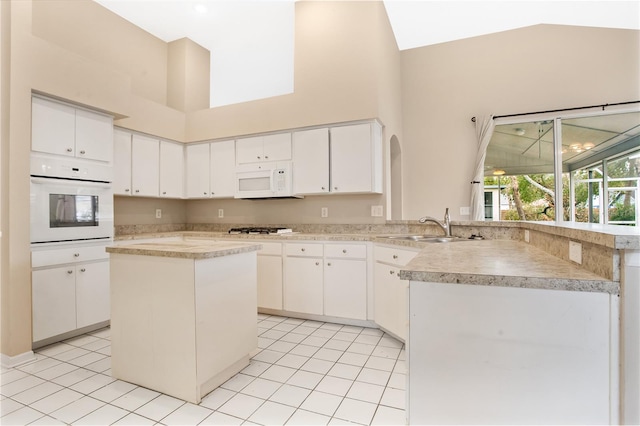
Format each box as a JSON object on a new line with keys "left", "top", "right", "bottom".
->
{"left": 285, "top": 242, "right": 323, "bottom": 257}
{"left": 32, "top": 243, "right": 110, "bottom": 268}
{"left": 324, "top": 243, "right": 367, "bottom": 259}
{"left": 255, "top": 241, "right": 282, "bottom": 256}
{"left": 374, "top": 245, "right": 418, "bottom": 266}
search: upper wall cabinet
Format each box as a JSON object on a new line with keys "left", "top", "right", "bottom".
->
{"left": 293, "top": 122, "right": 383, "bottom": 195}
{"left": 185, "top": 140, "right": 235, "bottom": 199}
{"left": 236, "top": 133, "right": 291, "bottom": 165}
{"left": 330, "top": 122, "right": 382, "bottom": 194}
{"left": 293, "top": 128, "right": 330, "bottom": 194}
{"left": 113, "top": 129, "right": 184, "bottom": 198}
{"left": 32, "top": 96, "right": 113, "bottom": 163}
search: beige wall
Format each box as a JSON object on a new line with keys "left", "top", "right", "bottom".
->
{"left": 400, "top": 24, "right": 640, "bottom": 221}
{"left": 167, "top": 38, "right": 210, "bottom": 112}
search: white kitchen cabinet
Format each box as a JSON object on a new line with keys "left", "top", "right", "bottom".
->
{"left": 32, "top": 96, "right": 113, "bottom": 162}
{"left": 255, "top": 242, "right": 283, "bottom": 311}
{"left": 31, "top": 243, "right": 110, "bottom": 343}
{"left": 293, "top": 128, "right": 330, "bottom": 194}
{"left": 131, "top": 134, "right": 160, "bottom": 197}
{"left": 373, "top": 244, "right": 418, "bottom": 341}
{"left": 185, "top": 143, "right": 210, "bottom": 198}
{"left": 408, "top": 281, "right": 614, "bottom": 425}
{"left": 185, "top": 140, "right": 235, "bottom": 198}
{"left": 160, "top": 140, "right": 184, "bottom": 198}
{"left": 324, "top": 243, "right": 367, "bottom": 320}
{"left": 210, "top": 140, "right": 236, "bottom": 197}
{"left": 236, "top": 133, "right": 291, "bottom": 165}
{"left": 284, "top": 243, "right": 324, "bottom": 315}
{"left": 330, "top": 122, "right": 382, "bottom": 194}
{"left": 113, "top": 129, "right": 133, "bottom": 195}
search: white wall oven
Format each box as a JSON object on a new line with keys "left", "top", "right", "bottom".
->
{"left": 30, "top": 153, "right": 113, "bottom": 244}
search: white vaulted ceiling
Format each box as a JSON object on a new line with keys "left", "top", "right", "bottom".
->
{"left": 94, "top": 0, "right": 640, "bottom": 108}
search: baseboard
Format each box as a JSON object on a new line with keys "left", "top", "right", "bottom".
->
{"left": 1, "top": 350, "right": 36, "bottom": 369}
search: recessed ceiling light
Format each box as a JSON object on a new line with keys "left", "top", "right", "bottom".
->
{"left": 193, "top": 3, "right": 208, "bottom": 14}
{"left": 514, "top": 128, "right": 525, "bottom": 136}
{"left": 493, "top": 169, "right": 506, "bottom": 176}
{"left": 583, "top": 142, "right": 595, "bottom": 150}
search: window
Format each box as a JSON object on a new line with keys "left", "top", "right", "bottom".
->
{"left": 485, "top": 110, "right": 640, "bottom": 225}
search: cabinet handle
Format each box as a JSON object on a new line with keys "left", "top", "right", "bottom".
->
{"left": 334, "top": 187, "right": 338, "bottom": 191}
{"left": 80, "top": 150, "right": 86, "bottom": 155}
{"left": 327, "top": 262, "right": 332, "bottom": 266}
{"left": 67, "top": 270, "right": 73, "bottom": 274}
{"left": 342, "top": 249, "right": 347, "bottom": 253}
{"left": 321, "top": 187, "right": 325, "bottom": 190}
{"left": 162, "top": 191, "right": 167, "bottom": 195}
{"left": 66, "top": 148, "right": 73, "bottom": 152}
{"left": 74, "top": 253, "right": 80, "bottom": 257}
{"left": 135, "top": 189, "right": 140, "bottom": 193}
{"left": 301, "top": 248, "right": 305, "bottom": 252}
{"left": 392, "top": 255, "right": 398, "bottom": 259}
{"left": 257, "top": 156, "right": 261, "bottom": 159}
{"left": 80, "top": 268, "right": 86, "bottom": 272}
{"left": 265, "top": 155, "right": 269, "bottom": 159}
{"left": 125, "top": 188, "right": 130, "bottom": 192}
{"left": 315, "top": 262, "right": 320, "bottom": 266}
{"left": 389, "top": 270, "right": 395, "bottom": 275}
{"left": 204, "top": 192, "right": 207, "bottom": 195}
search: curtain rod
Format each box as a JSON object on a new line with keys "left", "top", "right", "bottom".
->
{"left": 470, "top": 100, "right": 640, "bottom": 123}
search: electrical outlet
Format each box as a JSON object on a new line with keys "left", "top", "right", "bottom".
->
{"left": 569, "top": 241, "right": 582, "bottom": 264}
{"left": 524, "top": 230, "right": 530, "bottom": 243}
{"left": 460, "top": 206, "right": 470, "bottom": 215}
{"left": 155, "top": 209, "right": 162, "bottom": 219}
{"left": 321, "top": 207, "right": 328, "bottom": 218}
{"left": 218, "top": 209, "right": 224, "bottom": 218}
{"left": 371, "top": 205, "right": 383, "bottom": 217}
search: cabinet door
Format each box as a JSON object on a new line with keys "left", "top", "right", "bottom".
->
{"left": 293, "top": 128, "right": 329, "bottom": 194}
{"left": 131, "top": 134, "right": 159, "bottom": 197}
{"left": 76, "top": 261, "right": 110, "bottom": 328}
{"left": 159, "top": 141, "right": 184, "bottom": 198}
{"left": 185, "top": 143, "right": 211, "bottom": 198}
{"left": 263, "top": 133, "right": 291, "bottom": 162}
{"left": 210, "top": 140, "right": 236, "bottom": 198}
{"left": 31, "top": 96, "right": 76, "bottom": 157}
{"left": 75, "top": 109, "right": 113, "bottom": 162}
{"left": 324, "top": 259, "right": 367, "bottom": 320}
{"left": 374, "top": 262, "right": 406, "bottom": 341}
{"left": 32, "top": 267, "right": 77, "bottom": 342}
{"left": 330, "top": 123, "right": 381, "bottom": 194}
{"left": 284, "top": 257, "right": 323, "bottom": 315}
{"left": 113, "top": 129, "right": 132, "bottom": 195}
{"left": 257, "top": 255, "right": 283, "bottom": 310}
{"left": 236, "top": 136, "right": 264, "bottom": 164}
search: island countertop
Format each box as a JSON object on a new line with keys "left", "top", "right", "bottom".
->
{"left": 106, "top": 240, "right": 262, "bottom": 260}
{"left": 399, "top": 239, "right": 618, "bottom": 294}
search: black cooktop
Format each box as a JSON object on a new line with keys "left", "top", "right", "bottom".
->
{"left": 228, "top": 227, "right": 291, "bottom": 235}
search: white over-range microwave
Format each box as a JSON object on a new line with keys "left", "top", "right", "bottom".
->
{"left": 235, "top": 161, "right": 301, "bottom": 199}
{"left": 30, "top": 153, "right": 114, "bottom": 244}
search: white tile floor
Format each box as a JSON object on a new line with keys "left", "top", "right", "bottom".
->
{"left": 1, "top": 315, "right": 406, "bottom": 425}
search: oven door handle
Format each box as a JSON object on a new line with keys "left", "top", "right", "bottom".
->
{"left": 30, "top": 177, "right": 112, "bottom": 189}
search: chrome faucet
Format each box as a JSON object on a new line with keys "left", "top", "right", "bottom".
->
{"left": 419, "top": 207, "right": 451, "bottom": 237}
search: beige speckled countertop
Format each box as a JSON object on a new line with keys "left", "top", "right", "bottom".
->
{"left": 399, "top": 239, "right": 618, "bottom": 294}
{"left": 106, "top": 240, "right": 262, "bottom": 260}
{"left": 112, "top": 230, "right": 619, "bottom": 294}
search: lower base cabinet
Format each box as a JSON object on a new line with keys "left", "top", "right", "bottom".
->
{"left": 257, "top": 254, "right": 284, "bottom": 310}
{"left": 32, "top": 243, "right": 110, "bottom": 343}
{"left": 324, "top": 258, "right": 367, "bottom": 320}
{"left": 284, "top": 256, "right": 324, "bottom": 315}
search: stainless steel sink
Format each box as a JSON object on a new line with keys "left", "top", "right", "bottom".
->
{"left": 380, "top": 235, "right": 470, "bottom": 243}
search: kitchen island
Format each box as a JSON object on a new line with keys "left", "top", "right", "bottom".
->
{"left": 106, "top": 240, "right": 261, "bottom": 404}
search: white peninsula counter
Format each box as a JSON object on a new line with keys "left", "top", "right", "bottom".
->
{"left": 106, "top": 240, "right": 261, "bottom": 404}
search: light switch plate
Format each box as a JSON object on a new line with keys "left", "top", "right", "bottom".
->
{"left": 569, "top": 241, "right": 582, "bottom": 264}
{"left": 460, "top": 206, "right": 470, "bottom": 216}
{"left": 155, "top": 209, "right": 162, "bottom": 219}
{"left": 371, "top": 205, "right": 383, "bottom": 217}
{"left": 321, "top": 207, "right": 328, "bottom": 218}
{"left": 218, "top": 209, "right": 224, "bottom": 218}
